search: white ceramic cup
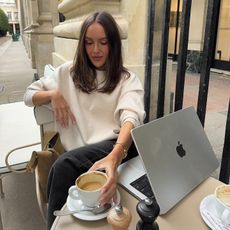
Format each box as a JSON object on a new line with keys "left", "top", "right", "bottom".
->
{"left": 214, "top": 185, "right": 230, "bottom": 227}
{"left": 68, "top": 171, "right": 108, "bottom": 207}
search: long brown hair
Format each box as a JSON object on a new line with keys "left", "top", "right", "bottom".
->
{"left": 71, "top": 11, "right": 130, "bottom": 93}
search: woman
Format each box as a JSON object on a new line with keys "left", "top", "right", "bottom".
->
{"left": 24, "top": 11, "right": 145, "bottom": 229}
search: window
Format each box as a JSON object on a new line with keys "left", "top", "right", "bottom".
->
{"left": 215, "top": 0, "right": 230, "bottom": 61}
{"left": 14, "top": 12, "right": 18, "bottom": 20}
{"left": 7, "top": 12, "right": 12, "bottom": 20}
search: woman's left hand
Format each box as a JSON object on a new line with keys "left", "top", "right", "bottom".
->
{"left": 89, "top": 122, "right": 134, "bottom": 205}
{"left": 88, "top": 154, "right": 119, "bottom": 205}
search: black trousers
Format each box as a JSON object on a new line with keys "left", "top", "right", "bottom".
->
{"left": 47, "top": 139, "right": 138, "bottom": 229}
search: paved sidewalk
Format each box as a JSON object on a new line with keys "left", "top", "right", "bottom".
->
{"left": 0, "top": 38, "right": 45, "bottom": 230}
{"left": 171, "top": 66, "right": 230, "bottom": 179}
{"left": 171, "top": 64, "right": 230, "bottom": 114}
{"left": 0, "top": 36, "right": 10, "bottom": 46}
{"left": 0, "top": 37, "right": 36, "bottom": 104}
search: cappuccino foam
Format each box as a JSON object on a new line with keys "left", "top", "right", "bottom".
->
{"left": 80, "top": 181, "right": 104, "bottom": 191}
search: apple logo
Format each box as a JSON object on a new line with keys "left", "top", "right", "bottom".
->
{"left": 176, "top": 141, "right": 186, "bottom": 157}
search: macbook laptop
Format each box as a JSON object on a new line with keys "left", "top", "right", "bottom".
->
{"left": 118, "top": 106, "right": 219, "bottom": 214}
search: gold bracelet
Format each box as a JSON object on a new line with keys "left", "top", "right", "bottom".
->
{"left": 113, "top": 142, "right": 128, "bottom": 159}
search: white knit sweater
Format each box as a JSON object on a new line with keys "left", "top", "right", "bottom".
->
{"left": 24, "top": 61, "right": 145, "bottom": 151}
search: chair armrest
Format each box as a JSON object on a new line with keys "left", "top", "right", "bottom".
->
{"left": 5, "top": 142, "right": 41, "bottom": 173}
{"left": 34, "top": 64, "right": 55, "bottom": 127}
{"left": 34, "top": 104, "right": 54, "bottom": 125}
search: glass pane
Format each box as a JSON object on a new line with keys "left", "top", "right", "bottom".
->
{"left": 215, "top": 0, "right": 230, "bottom": 61}
{"left": 168, "top": 0, "right": 183, "bottom": 55}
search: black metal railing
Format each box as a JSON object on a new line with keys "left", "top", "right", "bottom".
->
{"left": 144, "top": 0, "right": 230, "bottom": 183}
{"left": 219, "top": 99, "right": 230, "bottom": 184}
{"left": 144, "top": 0, "right": 155, "bottom": 123}
{"left": 157, "top": 0, "right": 171, "bottom": 118}
{"left": 197, "top": 0, "right": 220, "bottom": 126}
{"left": 174, "top": 0, "right": 192, "bottom": 112}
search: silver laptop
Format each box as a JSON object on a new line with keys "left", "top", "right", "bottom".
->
{"left": 118, "top": 107, "right": 219, "bottom": 215}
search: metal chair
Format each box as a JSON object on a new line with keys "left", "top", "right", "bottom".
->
{"left": 33, "top": 104, "right": 55, "bottom": 222}
{"left": 4, "top": 64, "right": 56, "bottom": 223}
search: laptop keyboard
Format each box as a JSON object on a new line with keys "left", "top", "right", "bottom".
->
{"left": 130, "top": 174, "right": 156, "bottom": 199}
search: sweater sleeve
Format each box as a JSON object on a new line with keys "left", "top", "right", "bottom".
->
{"left": 23, "top": 68, "right": 58, "bottom": 107}
{"left": 114, "top": 72, "right": 146, "bottom": 127}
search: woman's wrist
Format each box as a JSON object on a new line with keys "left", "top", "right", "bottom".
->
{"left": 109, "top": 142, "right": 128, "bottom": 165}
{"left": 113, "top": 142, "right": 128, "bottom": 159}
{"left": 33, "top": 90, "right": 57, "bottom": 106}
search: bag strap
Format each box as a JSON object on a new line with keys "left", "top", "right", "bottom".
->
{"left": 5, "top": 142, "right": 41, "bottom": 173}
{"left": 42, "top": 131, "right": 59, "bottom": 149}
{"left": 42, "top": 131, "right": 65, "bottom": 155}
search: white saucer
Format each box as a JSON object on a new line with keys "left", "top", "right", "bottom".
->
{"left": 66, "top": 190, "right": 121, "bottom": 221}
{"left": 200, "top": 194, "right": 230, "bottom": 230}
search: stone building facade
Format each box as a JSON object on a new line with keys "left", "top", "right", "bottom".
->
{"left": 18, "top": 0, "right": 59, "bottom": 76}
{"left": 18, "top": 0, "right": 229, "bottom": 118}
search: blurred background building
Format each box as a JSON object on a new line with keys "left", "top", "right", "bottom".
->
{"left": 0, "top": 0, "right": 20, "bottom": 34}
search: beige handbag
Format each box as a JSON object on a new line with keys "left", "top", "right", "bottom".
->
{"left": 5, "top": 131, "right": 65, "bottom": 203}
{"left": 26, "top": 131, "right": 65, "bottom": 202}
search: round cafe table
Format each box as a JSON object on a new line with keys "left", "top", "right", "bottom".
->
{"left": 51, "top": 177, "right": 224, "bottom": 230}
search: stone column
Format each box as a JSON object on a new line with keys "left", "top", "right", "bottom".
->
{"left": 19, "top": 0, "right": 59, "bottom": 76}
{"left": 13, "top": 24, "right": 16, "bottom": 34}
{"left": 52, "top": 0, "right": 123, "bottom": 67}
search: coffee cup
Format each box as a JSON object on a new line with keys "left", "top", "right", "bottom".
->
{"left": 68, "top": 171, "right": 108, "bottom": 207}
{"left": 214, "top": 185, "right": 230, "bottom": 227}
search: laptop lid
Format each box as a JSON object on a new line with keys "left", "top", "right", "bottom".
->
{"left": 125, "top": 107, "right": 218, "bottom": 214}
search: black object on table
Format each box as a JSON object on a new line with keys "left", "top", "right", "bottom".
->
{"left": 136, "top": 197, "right": 160, "bottom": 230}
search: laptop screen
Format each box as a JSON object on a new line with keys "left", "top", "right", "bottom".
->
{"left": 119, "top": 107, "right": 219, "bottom": 214}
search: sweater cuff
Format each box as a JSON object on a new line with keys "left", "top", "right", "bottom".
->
{"left": 23, "top": 90, "right": 37, "bottom": 107}
{"left": 120, "top": 110, "right": 140, "bottom": 127}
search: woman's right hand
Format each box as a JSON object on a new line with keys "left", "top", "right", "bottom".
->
{"left": 50, "top": 90, "right": 76, "bottom": 128}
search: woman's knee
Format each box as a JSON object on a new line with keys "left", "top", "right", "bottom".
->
{"left": 52, "top": 154, "right": 68, "bottom": 173}
{"left": 50, "top": 150, "right": 86, "bottom": 181}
